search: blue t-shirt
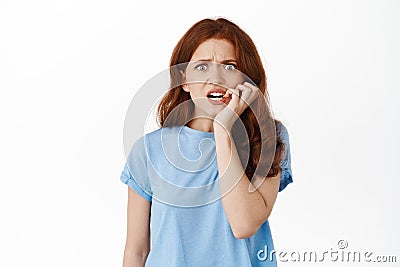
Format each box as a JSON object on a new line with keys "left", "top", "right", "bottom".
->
{"left": 120, "top": 122, "right": 293, "bottom": 267}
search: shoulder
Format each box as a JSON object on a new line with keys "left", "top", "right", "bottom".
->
{"left": 275, "top": 120, "right": 291, "bottom": 164}
{"left": 136, "top": 126, "right": 181, "bottom": 154}
{"left": 276, "top": 120, "right": 290, "bottom": 143}
{"left": 128, "top": 128, "right": 162, "bottom": 157}
{"left": 143, "top": 126, "right": 179, "bottom": 140}
{"left": 144, "top": 127, "right": 162, "bottom": 139}
{"left": 141, "top": 126, "right": 181, "bottom": 146}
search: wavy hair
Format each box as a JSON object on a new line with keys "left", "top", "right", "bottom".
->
{"left": 157, "top": 17, "right": 286, "bottom": 179}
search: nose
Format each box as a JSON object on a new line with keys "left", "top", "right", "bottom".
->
{"left": 207, "top": 62, "right": 226, "bottom": 85}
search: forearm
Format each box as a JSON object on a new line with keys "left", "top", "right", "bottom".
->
{"left": 123, "top": 250, "right": 148, "bottom": 267}
{"left": 214, "top": 123, "right": 268, "bottom": 238}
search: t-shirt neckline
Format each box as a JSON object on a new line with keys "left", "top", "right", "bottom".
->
{"left": 181, "top": 125, "right": 215, "bottom": 138}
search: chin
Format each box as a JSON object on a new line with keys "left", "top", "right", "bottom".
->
{"left": 194, "top": 106, "right": 224, "bottom": 119}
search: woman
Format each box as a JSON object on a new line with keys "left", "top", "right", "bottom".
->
{"left": 121, "top": 17, "right": 293, "bottom": 267}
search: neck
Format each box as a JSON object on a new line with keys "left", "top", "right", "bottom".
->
{"left": 186, "top": 116, "right": 214, "bottom": 133}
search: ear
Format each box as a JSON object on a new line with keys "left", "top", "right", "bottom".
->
{"left": 180, "top": 70, "right": 189, "bottom": 93}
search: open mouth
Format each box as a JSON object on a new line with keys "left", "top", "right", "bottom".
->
{"left": 206, "top": 88, "right": 229, "bottom": 103}
{"left": 207, "top": 92, "right": 225, "bottom": 101}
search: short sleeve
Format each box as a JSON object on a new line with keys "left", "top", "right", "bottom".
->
{"left": 120, "top": 136, "right": 153, "bottom": 202}
{"left": 277, "top": 122, "right": 293, "bottom": 192}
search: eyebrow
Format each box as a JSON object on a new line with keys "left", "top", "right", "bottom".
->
{"left": 192, "top": 58, "right": 237, "bottom": 64}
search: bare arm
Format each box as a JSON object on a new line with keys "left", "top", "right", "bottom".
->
{"left": 213, "top": 82, "right": 282, "bottom": 239}
{"left": 123, "top": 187, "right": 151, "bottom": 267}
{"left": 214, "top": 123, "right": 281, "bottom": 239}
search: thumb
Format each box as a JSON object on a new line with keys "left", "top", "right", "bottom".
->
{"left": 227, "top": 88, "right": 240, "bottom": 105}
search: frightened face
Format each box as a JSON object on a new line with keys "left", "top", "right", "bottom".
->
{"left": 181, "top": 38, "right": 245, "bottom": 118}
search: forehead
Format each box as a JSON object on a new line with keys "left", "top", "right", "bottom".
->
{"left": 190, "top": 39, "right": 236, "bottom": 62}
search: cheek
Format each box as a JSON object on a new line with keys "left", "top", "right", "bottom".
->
{"left": 187, "top": 84, "right": 204, "bottom": 96}
{"left": 225, "top": 73, "right": 245, "bottom": 88}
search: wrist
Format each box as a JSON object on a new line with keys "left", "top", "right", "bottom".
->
{"left": 213, "top": 120, "right": 232, "bottom": 134}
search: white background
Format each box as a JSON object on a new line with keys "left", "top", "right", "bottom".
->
{"left": 1, "top": 0, "right": 399, "bottom": 266}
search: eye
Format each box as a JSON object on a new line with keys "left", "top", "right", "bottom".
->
{"left": 225, "top": 63, "right": 237, "bottom": 70}
{"left": 195, "top": 64, "right": 208, "bottom": 71}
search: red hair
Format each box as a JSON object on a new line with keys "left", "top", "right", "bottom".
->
{"left": 157, "top": 18, "right": 285, "bottom": 179}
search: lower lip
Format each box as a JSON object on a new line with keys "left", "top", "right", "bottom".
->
{"left": 207, "top": 97, "right": 228, "bottom": 105}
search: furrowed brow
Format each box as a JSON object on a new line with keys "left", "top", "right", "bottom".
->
{"left": 192, "top": 58, "right": 237, "bottom": 64}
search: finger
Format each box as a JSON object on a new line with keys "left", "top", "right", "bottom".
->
{"left": 227, "top": 88, "right": 241, "bottom": 106}
{"left": 243, "top": 81, "right": 261, "bottom": 98}
{"left": 244, "top": 81, "right": 260, "bottom": 92}
{"left": 236, "top": 84, "right": 252, "bottom": 106}
{"left": 242, "top": 82, "right": 261, "bottom": 105}
{"left": 226, "top": 88, "right": 240, "bottom": 97}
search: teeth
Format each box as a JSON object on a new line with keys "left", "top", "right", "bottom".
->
{"left": 210, "top": 92, "right": 224, "bottom": 96}
{"left": 208, "top": 92, "right": 224, "bottom": 98}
